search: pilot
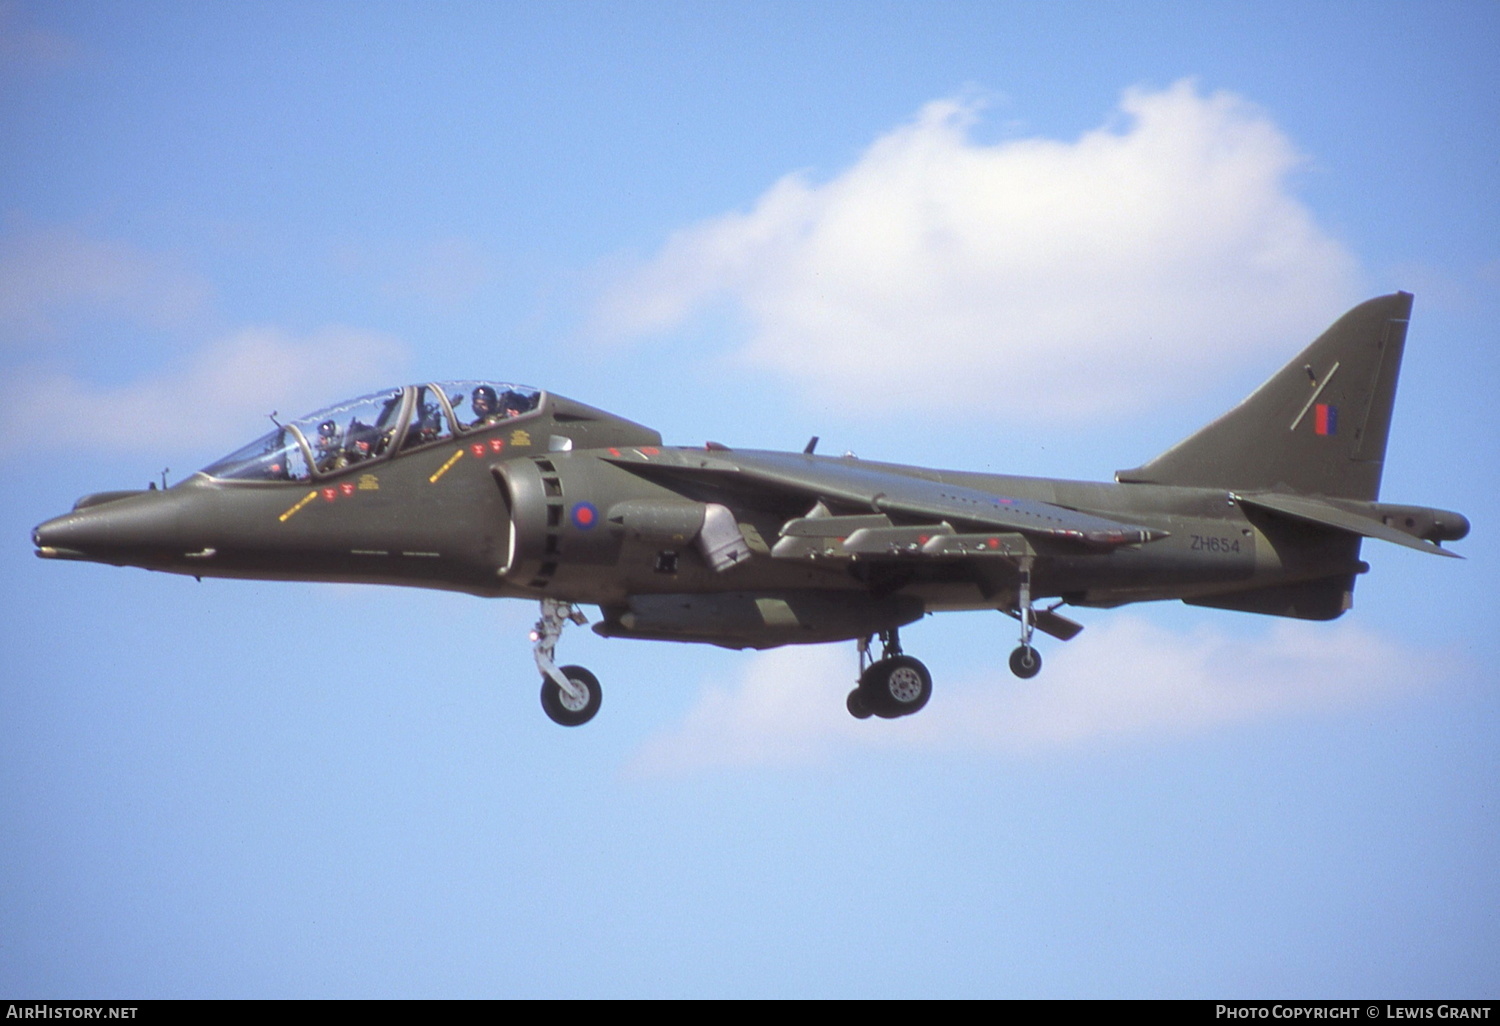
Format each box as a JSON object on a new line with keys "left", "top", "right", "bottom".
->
{"left": 405, "top": 404, "right": 444, "bottom": 449}
{"left": 471, "top": 385, "right": 502, "bottom": 427}
{"left": 500, "top": 389, "right": 529, "bottom": 417}
{"left": 345, "top": 420, "right": 382, "bottom": 463}
{"left": 315, "top": 419, "right": 345, "bottom": 472}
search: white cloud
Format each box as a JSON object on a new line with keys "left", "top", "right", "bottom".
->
{"left": 626, "top": 616, "right": 1436, "bottom": 776}
{"left": 598, "top": 80, "right": 1363, "bottom": 420}
{"left": 0, "top": 221, "right": 213, "bottom": 344}
{"left": 1, "top": 325, "right": 408, "bottom": 455}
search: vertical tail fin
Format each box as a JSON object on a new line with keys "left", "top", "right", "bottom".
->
{"left": 1116, "top": 292, "right": 1412, "bottom": 501}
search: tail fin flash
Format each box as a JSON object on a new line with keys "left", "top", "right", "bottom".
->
{"left": 1116, "top": 293, "right": 1412, "bottom": 501}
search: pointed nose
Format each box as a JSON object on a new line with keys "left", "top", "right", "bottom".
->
{"left": 33, "top": 490, "right": 190, "bottom": 564}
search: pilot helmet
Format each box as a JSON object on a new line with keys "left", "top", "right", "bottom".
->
{"left": 318, "top": 419, "right": 337, "bottom": 438}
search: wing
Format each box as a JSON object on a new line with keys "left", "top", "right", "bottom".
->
{"left": 602, "top": 446, "right": 1167, "bottom": 554}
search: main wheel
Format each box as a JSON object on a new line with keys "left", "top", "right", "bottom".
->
{"left": 862, "top": 656, "right": 932, "bottom": 718}
{"left": 846, "top": 688, "right": 874, "bottom": 719}
{"left": 540, "top": 665, "right": 602, "bottom": 726}
{"left": 1008, "top": 645, "right": 1042, "bottom": 679}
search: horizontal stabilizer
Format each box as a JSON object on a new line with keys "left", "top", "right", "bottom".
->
{"left": 1237, "top": 492, "right": 1463, "bottom": 558}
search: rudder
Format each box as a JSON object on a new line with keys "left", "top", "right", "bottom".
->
{"left": 1116, "top": 293, "right": 1412, "bottom": 501}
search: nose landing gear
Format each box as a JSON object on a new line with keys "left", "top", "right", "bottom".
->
{"left": 540, "top": 664, "right": 601, "bottom": 727}
{"left": 531, "top": 598, "right": 601, "bottom": 726}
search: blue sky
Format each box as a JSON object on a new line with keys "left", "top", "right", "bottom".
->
{"left": 2, "top": 0, "right": 1497, "bottom": 998}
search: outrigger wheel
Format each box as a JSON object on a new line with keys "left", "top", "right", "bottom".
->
{"left": 1008, "top": 645, "right": 1042, "bottom": 679}
{"left": 1008, "top": 558, "right": 1044, "bottom": 680}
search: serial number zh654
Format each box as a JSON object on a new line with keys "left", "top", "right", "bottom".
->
{"left": 1190, "top": 534, "right": 1242, "bottom": 553}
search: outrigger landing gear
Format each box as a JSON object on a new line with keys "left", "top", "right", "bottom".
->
{"left": 847, "top": 627, "right": 932, "bottom": 720}
{"left": 1008, "top": 644, "right": 1041, "bottom": 679}
{"left": 531, "top": 598, "right": 601, "bottom": 726}
{"left": 1009, "top": 559, "right": 1042, "bottom": 679}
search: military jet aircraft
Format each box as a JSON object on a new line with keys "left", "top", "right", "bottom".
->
{"left": 33, "top": 293, "right": 1468, "bottom": 726}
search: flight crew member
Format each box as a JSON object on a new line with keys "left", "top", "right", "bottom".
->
{"left": 471, "top": 385, "right": 502, "bottom": 427}
{"left": 500, "top": 389, "right": 529, "bottom": 417}
{"left": 315, "top": 419, "right": 345, "bottom": 472}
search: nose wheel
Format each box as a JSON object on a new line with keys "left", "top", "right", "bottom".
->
{"left": 540, "top": 665, "right": 602, "bottom": 727}
{"left": 531, "top": 598, "right": 602, "bottom": 726}
{"left": 847, "top": 628, "right": 932, "bottom": 719}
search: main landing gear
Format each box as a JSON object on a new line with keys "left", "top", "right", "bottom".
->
{"left": 847, "top": 627, "right": 932, "bottom": 720}
{"left": 531, "top": 598, "right": 601, "bottom": 726}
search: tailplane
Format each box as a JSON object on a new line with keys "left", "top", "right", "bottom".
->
{"left": 1116, "top": 293, "right": 1413, "bottom": 501}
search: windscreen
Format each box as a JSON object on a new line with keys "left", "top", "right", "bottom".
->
{"left": 201, "top": 425, "right": 314, "bottom": 482}
{"left": 201, "top": 388, "right": 406, "bottom": 481}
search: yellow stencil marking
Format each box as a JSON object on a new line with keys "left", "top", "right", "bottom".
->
{"left": 510, "top": 428, "right": 531, "bottom": 447}
{"left": 429, "top": 448, "right": 465, "bottom": 484}
{"left": 278, "top": 490, "right": 319, "bottom": 522}
{"left": 357, "top": 473, "right": 380, "bottom": 491}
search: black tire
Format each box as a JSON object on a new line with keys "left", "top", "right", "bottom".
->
{"left": 1008, "top": 645, "right": 1042, "bottom": 679}
{"left": 846, "top": 687, "right": 874, "bottom": 720}
{"left": 540, "top": 665, "right": 602, "bottom": 726}
{"left": 862, "top": 656, "right": 932, "bottom": 718}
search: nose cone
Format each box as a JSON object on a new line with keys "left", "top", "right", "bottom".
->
{"left": 34, "top": 489, "right": 197, "bottom": 567}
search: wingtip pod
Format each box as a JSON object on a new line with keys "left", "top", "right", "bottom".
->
{"left": 1117, "top": 292, "right": 1415, "bottom": 501}
{"left": 1427, "top": 509, "right": 1471, "bottom": 544}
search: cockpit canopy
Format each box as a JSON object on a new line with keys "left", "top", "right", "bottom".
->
{"left": 202, "top": 382, "right": 542, "bottom": 482}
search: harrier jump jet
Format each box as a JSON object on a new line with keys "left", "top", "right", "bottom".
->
{"left": 33, "top": 293, "right": 1468, "bottom": 726}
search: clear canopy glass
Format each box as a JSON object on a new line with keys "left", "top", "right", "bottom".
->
{"left": 202, "top": 425, "right": 314, "bottom": 482}
{"left": 444, "top": 381, "right": 541, "bottom": 430}
{"left": 201, "top": 382, "right": 542, "bottom": 481}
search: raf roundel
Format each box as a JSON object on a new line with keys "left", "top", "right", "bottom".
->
{"left": 570, "top": 502, "right": 598, "bottom": 530}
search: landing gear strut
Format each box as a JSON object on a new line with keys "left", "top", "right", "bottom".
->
{"left": 531, "top": 598, "right": 601, "bottom": 726}
{"left": 1009, "top": 559, "right": 1042, "bottom": 679}
{"left": 847, "top": 626, "right": 932, "bottom": 720}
